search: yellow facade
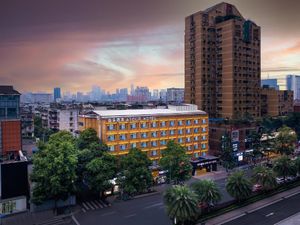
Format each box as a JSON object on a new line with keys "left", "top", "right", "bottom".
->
{"left": 79, "top": 112, "right": 209, "bottom": 165}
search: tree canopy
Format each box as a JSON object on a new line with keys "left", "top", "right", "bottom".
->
{"left": 274, "top": 126, "right": 297, "bottom": 155}
{"left": 118, "top": 148, "right": 153, "bottom": 196}
{"left": 159, "top": 141, "right": 192, "bottom": 184}
{"left": 226, "top": 171, "right": 252, "bottom": 202}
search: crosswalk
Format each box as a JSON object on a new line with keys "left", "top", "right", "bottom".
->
{"left": 80, "top": 199, "right": 111, "bottom": 212}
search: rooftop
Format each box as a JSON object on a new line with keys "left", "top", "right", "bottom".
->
{"left": 0, "top": 86, "right": 20, "bottom": 95}
{"left": 91, "top": 108, "right": 207, "bottom": 118}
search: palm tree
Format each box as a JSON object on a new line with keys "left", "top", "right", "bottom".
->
{"left": 163, "top": 185, "right": 199, "bottom": 225}
{"left": 252, "top": 165, "right": 277, "bottom": 191}
{"left": 226, "top": 171, "right": 252, "bottom": 202}
{"left": 191, "top": 179, "right": 221, "bottom": 209}
{"left": 273, "top": 155, "right": 297, "bottom": 183}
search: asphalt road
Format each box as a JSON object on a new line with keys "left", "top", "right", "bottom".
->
{"left": 223, "top": 193, "right": 300, "bottom": 225}
{"left": 75, "top": 193, "right": 171, "bottom": 225}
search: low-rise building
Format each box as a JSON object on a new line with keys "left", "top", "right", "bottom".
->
{"left": 79, "top": 105, "right": 209, "bottom": 166}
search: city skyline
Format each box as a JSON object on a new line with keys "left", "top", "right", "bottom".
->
{"left": 1, "top": 0, "right": 300, "bottom": 92}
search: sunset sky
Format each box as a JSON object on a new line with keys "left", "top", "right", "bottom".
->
{"left": 1, "top": 0, "right": 300, "bottom": 93}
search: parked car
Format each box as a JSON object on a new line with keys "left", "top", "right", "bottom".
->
{"left": 276, "top": 177, "right": 285, "bottom": 184}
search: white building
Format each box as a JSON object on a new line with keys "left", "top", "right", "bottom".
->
{"left": 166, "top": 88, "right": 184, "bottom": 103}
{"left": 287, "top": 75, "right": 300, "bottom": 100}
{"left": 58, "top": 109, "right": 79, "bottom": 135}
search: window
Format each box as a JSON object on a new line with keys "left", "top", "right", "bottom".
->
{"left": 178, "top": 138, "right": 183, "bottom": 143}
{"left": 202, "top": 127, "right": 207, "bottom": 132}
{"left": 161, "top": 131, "right": 167, "bottom": 137}
{"left": 194, "top": 144, "right": 198, "bottom": 149}
{"left": 151, "top": 141, "right": 157, "bottom": 147}
{"left": 201, "top": 143, "right": 206, "bottom": 149}
{"left": 170, "top": 120, "right": 175, "bottom": 127}
{"left": 194, "top": 152, "right": 199, "bottom": 158}
{"left": 194, "top": 136, "right": 199, "bottom": 141}
{"left": 141, "top": 142, "right": 147, "bottom": 148}
{"left": 160, "top": 121, "right": 166, "bottom": 127}
{"left": 178, "top": 129, "right": 183, "bottom": 135}
{"left": 202, "top": 119, "right": 206, "bottom": 124}
{"left": 202, "top": 135, "right": 206, "bottom": 140}
{"left": 107, "top": 124, "right": 115, "bottom": 131}
{"left": 186, "top": 128, "right": 191, "bottom": 134}
{"left": 108, "top": 135, "right": 115, "bottom": 141}
{"left": 120, "top": 134, "right": 126, "bottom": 140}
{"left": 141, "top": 123, "right": 147, "bottom": 128}
{"left": 120, "top": 144, "right": 126, "bottom": 151}
{"left": 202, "top": 152, "right": 206, "bottom": 157}
{"left": 151, "top": 150, "right": 158, "bottom": 156}
{"left": 152, "top": 132, "right": 157, "bottom": 137}
{"left": 170, "top": 130, "right": 175, "bottom": 135}
{"left": 141, "top": 132, "right": 147, "bottom": 138}
{"left": 119, "top": 124, "right": 126, "bottom": 130}
{"left": 131, "top": 143, "right": 137, "bottom": 148}
{"left": 187, "top": 146, "right": 192, "bottom": 151}
{"left": 194, "top": 119, "right": 199, "bottom": 124}
{"left": 151, "top": 122, "right": 157, "bottom": 128}
{"left": 194, "top": 128, "right": 199, "bottom": 133}
{"left": 130, "top": 123, "right": 137, "bottom": 129}
{"left": 186, "top": 120, "right": 191, "bottom": 125}
{"left": 160, "top": 140, "right": 167, "bottom": 146}
{"left": 178, "top": 120, "right": 183, "bottom": 126}
{"left": 131, "top": 133, "right": 137, "bottom": 139}
{"left": 186, "top": 137, "right": 191, "bottom": 143}
{"left": 152, "top": 160, "right": 158, "bottom": 166}
{"left": 109, "top": 145, "right": 115, "bottom": 151}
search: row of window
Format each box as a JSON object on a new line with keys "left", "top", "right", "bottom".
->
{"left": 107, "top": 129, "right": 207, "bottom": 141}
{"left": 107, "top": 119, "right": 207, "bottom": 131}
{"left": 109, "top": 142, "right": 207, "bottom": 151}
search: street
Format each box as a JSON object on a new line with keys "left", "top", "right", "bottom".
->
{"left": 75, "top": 193, "right": 171, "bottom": 225}
{"left": 223, "top": 193, "right": 300, "bottom": 225}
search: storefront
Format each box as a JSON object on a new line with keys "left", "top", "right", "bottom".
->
{"left": 190, "top": 155, "right": 219, "bottom": 176}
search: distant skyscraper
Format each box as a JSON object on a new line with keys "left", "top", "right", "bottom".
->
{"left": 53, "top": 87, "right": 61, "bottom": 102}
{"left": 184, "top": 2, "right": 261, "bottom": 119}
{"left": 261, "top": 79, "right": 279, "bottom": 90}
{"left": 167, "top": 88, "right": 184, "bottom": 103}
{"left": 286, "top": 75, "right": 300, "bottom": 100}
{"left": 130, "top": 84, "right": 135, "bottom": 96}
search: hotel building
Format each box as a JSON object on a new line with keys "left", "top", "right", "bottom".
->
{"left": 79, "top": 105, "right": 209, "bottom": 165}
{"left": 184, "top": 2, "right": 261, "bottom": 119}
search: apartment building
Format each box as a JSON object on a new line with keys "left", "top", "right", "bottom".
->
{"left": 79, "top": 105, "right": 209, "bottom": 165}
{"left": 0, "top": 86, "right": 22, "bottom": 157}
{"left": 184, "top": 2, "right": 261, "bottom": 119}
{"left": 261, "top": 87, "right": 294, "bottom": 117}
{"left": 58, "top": 109, "right": 79, "bottom": 134}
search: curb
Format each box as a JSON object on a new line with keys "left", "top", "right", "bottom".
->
{"left": 133, "top": 191, "right": 160, "bottom": 199}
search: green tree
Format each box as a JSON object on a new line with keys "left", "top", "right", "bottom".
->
{"left": 220, "top": 133, "right": 236, "bottom": 172}
{"left": 159, "top": 141, "right": 192, "bottom": 184}
{"left": 85, "top": 153, "right": 117, "bottom": 198}
{"left": 252, "top": 166, "right": 277, "bottom": 191}
{"left": 273, "top": 155, "right": 297, "bottom": 182}
{"left": 191, "top": 179, "right": 221, "bottom": 209}
{"left": 226, "top": 171, "right": 252, "bottom": 202}
{"left": 77, "top": 128, "right": 100, "bottom": 150}
{"left": 164, "top": 185, "right": 199, "bottom": 225}
{"left": 118, "top": 148, "right": 153, "bottom": 196}
{"left": 274, "top": 126, "right": 297, "bottom": 155}
{"left": 31, "top": 131, "right": 78, "bottom": 213}
{"left": 294, "top": 157, "right": 300, "bottom": 175}
{"left": 284, "top": 113, "right": 300, "bottom": 139}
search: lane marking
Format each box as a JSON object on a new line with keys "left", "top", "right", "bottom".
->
{"left": 144, "top": 202, "right": 164, "bottom": 209}
{"left": 101, "top": 211, "right": 116, "bottom": 217}
{"left": 265, "top": 212, "right": 274, "bottom": 217}
{"left": 72, "top": 215, "right": 81, "bottom": 225}
{"left": 124, "top": 214, "right": 136, "bottom": 218}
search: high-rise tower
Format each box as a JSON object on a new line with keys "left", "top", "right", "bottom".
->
{"left": 184, "top": 2, "right": 261, "bottom": 119}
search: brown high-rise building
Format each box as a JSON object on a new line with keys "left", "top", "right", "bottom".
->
{"left": 184, "top": 2, "right": 261, "bottom": 119}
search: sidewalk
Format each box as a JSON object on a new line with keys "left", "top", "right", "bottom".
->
{"left": 204, "top": 185, "right": 300, "bottom": 225}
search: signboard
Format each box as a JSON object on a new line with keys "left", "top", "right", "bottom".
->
{"left": 232, "top": 142, "right": 239, "bottom": 152}
{"left": 108, "top": 116, "right": 156, "bottom": 123}
{"left": 231, "top": 130, "right": 239, "bottom": 142}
